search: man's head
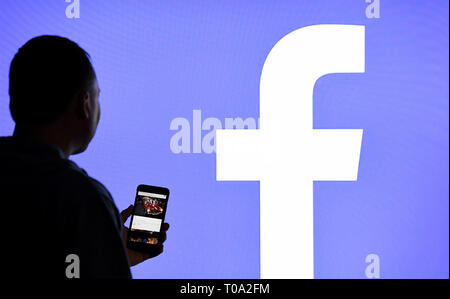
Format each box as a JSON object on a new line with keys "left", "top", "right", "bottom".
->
{"left": 9, "top": 35, "right": 100, "bottom": 155}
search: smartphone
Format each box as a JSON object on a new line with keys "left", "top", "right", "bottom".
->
{"left": 127, "top": 184, "right": 169, "bottom": 252}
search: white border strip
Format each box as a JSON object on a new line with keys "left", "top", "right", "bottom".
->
{"left": 138, "top": 191, "right": 167, "bottom": 199}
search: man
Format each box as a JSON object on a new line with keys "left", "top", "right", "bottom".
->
{"left": 0, "top": 36, "right": 169, "bottom": 278}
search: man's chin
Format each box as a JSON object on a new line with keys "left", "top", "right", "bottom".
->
{"left": 72, "top": 143, "right": 89, "bottom": 155}
{"left": 73, "top": 132, "right": 96, "bottom": 155}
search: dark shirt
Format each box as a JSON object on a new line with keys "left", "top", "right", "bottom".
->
{"left": 0, "top": 136, "right": 131, "bottom": 279}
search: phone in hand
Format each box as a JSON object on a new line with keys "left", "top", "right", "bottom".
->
{"left": 127, "top": 184, "right": 169, "bottom": 252}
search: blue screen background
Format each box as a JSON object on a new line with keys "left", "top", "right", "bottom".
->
{"left": 0, "top": 0, "right": 448, "bottom": 278}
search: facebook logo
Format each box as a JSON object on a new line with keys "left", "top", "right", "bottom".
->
{"left": 216, "top": 25, "right": 365, "bottom": 279}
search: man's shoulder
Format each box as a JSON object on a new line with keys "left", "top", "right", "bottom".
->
{"left": 60, "top": 161, "right": 116, "bottom": 209}
{"left": 62, "top": 161, "right": 112, "bottom": 201}
{"left": 60, "top": 161, "right": 121, "bottom": 227}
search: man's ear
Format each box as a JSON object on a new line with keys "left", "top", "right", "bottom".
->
{"left": 75, "top": 91, "right": 91, "bottom": 120}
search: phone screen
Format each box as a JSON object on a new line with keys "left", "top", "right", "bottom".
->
{"left": 128, "top": 187, "right": 169, "bottom": 247}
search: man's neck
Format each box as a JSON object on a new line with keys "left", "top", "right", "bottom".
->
{"left": 13, "top": 124, "right": 72, "bottom": 158}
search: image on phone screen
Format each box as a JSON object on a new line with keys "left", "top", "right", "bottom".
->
{"left": 128, "top": 188, "right": 168, "bottom": 247}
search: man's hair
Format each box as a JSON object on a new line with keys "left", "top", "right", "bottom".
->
{"left": 9, "top": 35, "right": 95, "bottom": 125}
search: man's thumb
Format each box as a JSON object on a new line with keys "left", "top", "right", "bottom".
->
{"left": 120, "top": 205, "right": 134, "bottom": 223}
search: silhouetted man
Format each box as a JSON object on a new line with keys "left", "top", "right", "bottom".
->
{"left": 0, "top": 36, "right": 169, "bottom": 279}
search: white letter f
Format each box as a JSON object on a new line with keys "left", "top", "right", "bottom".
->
{"left": 216, "top": 25, "right": 365, "bottom": 278}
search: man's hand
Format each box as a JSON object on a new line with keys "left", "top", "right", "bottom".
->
{"left": 120, "top": 205, "right": 170, "bottom": 266}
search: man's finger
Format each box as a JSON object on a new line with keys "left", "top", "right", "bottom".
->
{"left": 144, "top": 245, "right": 163, "bottom": 260}
{"left": 159, "top": 231, "right": 167, "bottom": 243}
{"left": 120, "top": 205, "right": 134, "bottom": 223}
{"left": 153, "top": 245, "right": 164, "bottom": 257}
